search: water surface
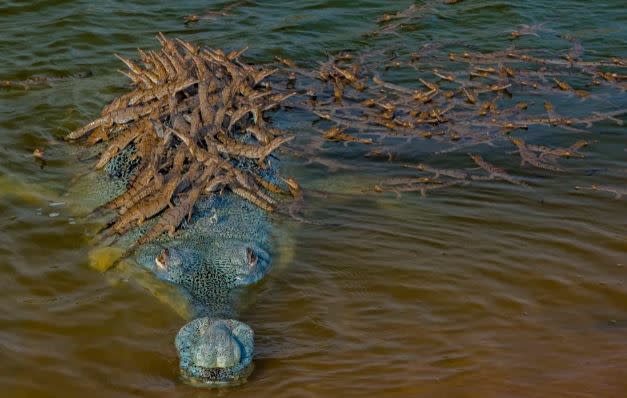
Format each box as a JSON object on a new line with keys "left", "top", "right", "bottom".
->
{"left": 0, "top": 1, "right": 626, "bottom": 397}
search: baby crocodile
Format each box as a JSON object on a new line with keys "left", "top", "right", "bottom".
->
{"left": 323, "top": 126, "right": 374, "bottom": 144}
{"left": 469, "top": 153, "right": 527, "bottom": 186}
{"left": 529, "top": 140, "right": 594, "bottom": 161}
{"left": 375, "top": 180, "right": 462, "bottom": 198}
{"left": 510, "top": 137, "right": 565, "bottom": 172}
{"left": 575, "top": 184, "right": 627, "bottom": 199}
{"left": 403, "top": 163, "right": 471, "bottom": 180}
{"left": 0, "top": 71, "right": 92, "bottom": 90}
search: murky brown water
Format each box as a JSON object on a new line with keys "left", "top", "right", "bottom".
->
{"left": 1, "top": 1, "right": 626, "bottom": 397}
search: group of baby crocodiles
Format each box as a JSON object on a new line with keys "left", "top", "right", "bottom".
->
{"left": 66, "top": 34, "right": 302, "bottom": 387}
{"left": 267, "top": 15, "right": 626, "bottom": 198}
{"left": 68, "top": 33, "right": 300, "bottom": 246}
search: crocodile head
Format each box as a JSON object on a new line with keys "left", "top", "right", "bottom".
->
{"left": 134, "top": 209, "right": 271, "bottom": 386}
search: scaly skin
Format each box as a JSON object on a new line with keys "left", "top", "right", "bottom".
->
{"left": 157, "top": 33, "right": 188, "bottom": 77}
{"left": 118, "top": 68, "right": 153, "bottom": 88}
{"left": 100, "top": 90, "right": 141, "bottom": 116}
{"left": 228, "top": 103, "right": 259, "bottom": 130}
{"left": 100, "top": 165, "right": 156, "bottom": 213}
{"left": 529, "top": 140, "right": 593, "bottom": 162}
{"left": 225, "top": 165, "right": 278, "bottom": 208}
{"left": 231, "top": 186, "right": 275, "bottom": 212}
{"left": 115, "top": 53, "right": 148, "bottom": 79}
{"left": 253, "top": 173, "right": 290, "bottom": 195}
{"left": 192, "top": 54, "right": 216, "bottom": 125}
{"left": 155, "top": 49, "right": 177, "bottom": 81}
{"left": 136, "top": 166, "right": 224, "bottom": 245}
{"left": 146, "top": 50, "right": 168, "bottom": 82}
{"left": 175, "top": 318, "right": 253, "bottom": 386}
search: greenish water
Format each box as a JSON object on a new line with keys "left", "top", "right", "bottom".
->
{"left": 0, "top": 1, "right": 626, "bottom": 397}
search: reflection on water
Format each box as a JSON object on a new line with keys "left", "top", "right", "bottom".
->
{"left": 0, "top": 1, "right": 625, "bottom": 397}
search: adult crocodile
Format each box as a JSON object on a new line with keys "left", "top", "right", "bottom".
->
{"left": 71, "top": 150, "right": 285, "bottom": 387}
{"left": 138, "top": 188, "right": 272, "bottom": 386}
{"left": 61, "top": 34, "right": 301, "bottom": 387}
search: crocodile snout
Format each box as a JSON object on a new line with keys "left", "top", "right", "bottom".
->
{"left": 175, "top": 318, "right": 254, "bottom": 387}
{"left": 192, "top": 322, "right": 242, "bottom": 368}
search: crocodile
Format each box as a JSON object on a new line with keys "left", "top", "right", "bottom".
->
{"left": 468, "top": 153, "right": 528, "bottom": 186}
{"left": 134, "top": 184, "right": 275, "bottom": 387}
{"left": 509, "top": 136, "right": 565, "bottom": 172}
{"left": 0, "top": 71, "right": 92, "bottom": 90}
{"left": 575, "top": 184, "right": 627, "bottom": 199}
{"left": 65, "top": 34, "right": 298, "bottom": 388}
{"left": 71, "top": 148, "right": 283, "bottom": 387}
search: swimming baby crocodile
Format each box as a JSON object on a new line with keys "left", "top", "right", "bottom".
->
{"left": 0, "top": 71, "right": 92, "bottom": 90}
{"left": 509, "top": 136, "right": 565, "bottom": 172}
{"left": 575, "top": 184, "right": 627, "bottom": 199}
{"left": 468, "top": 153, "right": 528, "bottom": 186}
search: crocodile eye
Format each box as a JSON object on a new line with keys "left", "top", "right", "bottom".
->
{"left": 246, "top": 248, "right": 257, "bottom": 269}
{"left": 156, "top": 248, "right": 169, "bottom": 270}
